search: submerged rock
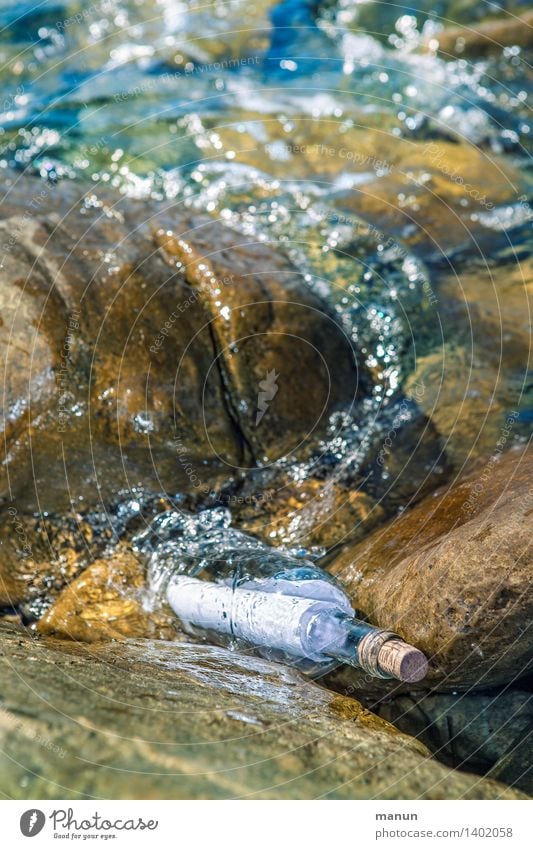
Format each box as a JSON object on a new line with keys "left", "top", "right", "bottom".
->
{"left": 333, "top": 137, "right": 525, "bottom": 261}
{"left": 0, "top": 488, "right": 184, "bottom": 617}
{"left": 36, "top": 547, "right": 178, "bottom": 642}
{"left": 404, "top": 256, "right": 532, "bottom": 468}
{"left": 237, "top": 477, "right": 385, "bottom": 549}
{"left": 375, "top": 688, "right": 533, "bottom": 795}
{"left": 428, "top": 10, "right": 533, "bottom": 58}
{"left": 0, "top": 622, "right": 525, "bottom": 799}
{"left": 328, "top": 446, "right": 533, "bottom": 692}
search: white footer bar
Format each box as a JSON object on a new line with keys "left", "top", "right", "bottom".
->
{"left": 3, "top": 799, "right": 531, "bottom": 848}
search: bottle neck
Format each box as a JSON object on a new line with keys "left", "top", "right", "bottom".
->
{"left": 308, "top": 611, "right": 428, "bottom": 683}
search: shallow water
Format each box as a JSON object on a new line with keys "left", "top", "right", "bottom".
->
{"left": 0, "top": 0, "right": 531, "bottom": 544}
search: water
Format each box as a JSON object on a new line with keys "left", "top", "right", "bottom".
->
{"left": 132, "top": 505, "right": 332, "bottom": 597}
{"left": 0, "top": 0, "right": 531, "bottom": 552}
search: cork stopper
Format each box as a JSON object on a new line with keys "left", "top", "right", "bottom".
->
{"left": 377, "top": 639, "right": 428, "bottom": 683}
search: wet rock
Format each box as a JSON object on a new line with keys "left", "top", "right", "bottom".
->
{"left": 153, "top": 227, "right": 362, "bottom": 465}
{"left": 0, "top": 621, "right": 525, "bottom": 799}
{"left": 328, "top": 446, "right": 533, "bottom": 692}
{"left": 238, "top": 477, "right": 385, "bottom": 550}
{"left": 403, "top": 257, "right": 532, "bottom": 467}
{"left": 375, "top": 688, "right": 533, "bottom": 795}
{"left": 0, "top": 509, "right": 96, "bottom": 614}
{"left": 332, "top": 137, "right": 524, "bottom": 260}
{"left": 37, "top": 547, "right": 178, "bottom": 642}
{"left": 428, "top": 10, "right": 533, "bottom": 58}
{"left": 0, "top": 173, "right": 362, "bottom": 514}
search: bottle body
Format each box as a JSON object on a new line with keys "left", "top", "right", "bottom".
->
{"left": 134, "top": 506, "right": 352, "bottom": 673}
{"left": 134, "top": 507, "right": 428, "bottom": 682}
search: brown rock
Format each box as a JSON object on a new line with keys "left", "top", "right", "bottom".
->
{"left": 427, "top": 10, "right": 533, "bottom": 58}
{"left": 237, "top": 477, "right": 384, "bottom": 549}
{"left": 154, "top": 227, "right": 363, "bottom": 465}
{"left": 37, "top": 547, "right": 178, "bottom": 642}
{"left": 0, "top": 621, "right": 525, "bottom": 799}
{"left": 0, "top": 174, "right": 362, "bottom": 513}
{"left": 328, "top": 445, "right": 533, "bottom": 691}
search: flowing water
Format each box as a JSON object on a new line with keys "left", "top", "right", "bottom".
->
{"left": 0, "top": 0, "right": 531, "bottom": 585}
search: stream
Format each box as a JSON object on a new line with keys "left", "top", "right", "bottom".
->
{"left": 0, "top": 0, "right": 531, "bottom": 800}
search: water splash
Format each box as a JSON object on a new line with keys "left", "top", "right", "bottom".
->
{"left": 131, "top": 504, "right": 340, "bottom": 624}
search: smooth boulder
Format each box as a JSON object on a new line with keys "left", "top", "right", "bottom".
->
{"left": 0, "top": 621, "right": 524, "bottom": 800}
{"left": 328, "top": 445, "right": 532, "bottom": 692}
{"left": 0, "top": 173, "right": 362, "bottom": 514}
